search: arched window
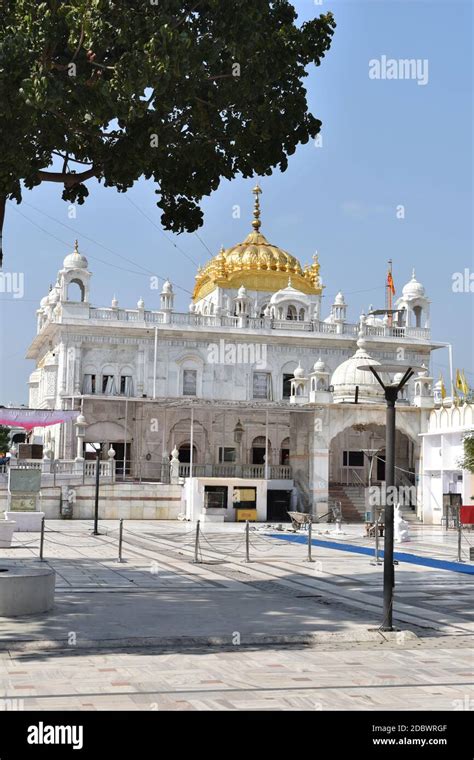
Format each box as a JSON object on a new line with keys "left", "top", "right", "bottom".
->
{"left": 67, "top": 279, "right": 85, "bottom": 302}
{"left": 251, "top": 436, "right": 271, "bottom": 465}
{"left": 298, "top": 308, "right": 305, "bottom": 321}
{"left": 177, "top": 443, "right": 198, "bottom": 463}
{"left": 413, "top": 305, "right": 422, "bottom": 328}
{"left": 280, "top": 437, "right": 290, "bottom": 465}
{"left": 287, "top": 305, "right": 297, "bottom": 320}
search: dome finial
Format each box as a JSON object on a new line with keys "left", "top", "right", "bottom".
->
{"left": 252, "top": 184, "right": 262, "bottom": 232}
{"left": 412, "top": 267, "right": 416, "bottom": 279}
{"left": 74, "top": 239, "right": 79, "bottom": 254}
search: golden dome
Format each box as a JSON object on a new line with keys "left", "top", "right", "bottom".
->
{"left": 193, "top": 186, "right": 322, "bottom": 301}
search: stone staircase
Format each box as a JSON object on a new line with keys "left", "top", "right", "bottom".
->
{"left": 328, "top": 484, "right": 365, "bottom": 523}
{"left": 329, "top": 483, "right": 421, "bottom": 524}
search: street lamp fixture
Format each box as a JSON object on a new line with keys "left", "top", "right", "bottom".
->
{"left": 233, "top": 419, "right": 244, "bottom": 444}
{"left": 357, "top": 363, "right": 419, "bottom": 631}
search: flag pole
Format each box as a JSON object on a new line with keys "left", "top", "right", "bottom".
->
{"left": 387, "top": 259, "right": 393, "bottom": 326}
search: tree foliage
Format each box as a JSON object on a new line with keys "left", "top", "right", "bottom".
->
{"left": 0, "top": 0, "right": 336, "bottom": 263}
{"left": 459, "top": 433, "right": 474, "bottom": 474}
{"left": 0, "top": 425, "right": 10, "bottom": 453}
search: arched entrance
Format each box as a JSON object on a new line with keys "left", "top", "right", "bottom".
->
{"left": 329, "top": 423, "right": 416, "bottom": 487}
{"left": 177, "top": 443, "right": 198, "bottom": 464}
{"left": 251, "top": 436, "right": 271, "bottom": 465}
{"left": 84, "top": 420, "right": 131, "bottom": 476}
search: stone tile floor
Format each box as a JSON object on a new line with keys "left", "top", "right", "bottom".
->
{"left": 0, "top": 520, "right": 472, "bottom": 710}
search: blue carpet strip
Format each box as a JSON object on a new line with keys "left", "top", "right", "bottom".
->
{"left": 270, "top": 533, "right": 474, "bottom": 575}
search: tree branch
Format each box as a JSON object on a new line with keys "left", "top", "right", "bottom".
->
{"left": 52, "top": 152, "right": 94, "bottom": 166}
{"left": 37, "top": 167, "right": 99, "bottom": 186}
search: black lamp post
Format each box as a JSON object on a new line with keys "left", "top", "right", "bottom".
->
{"left": 89, "top": 442, "right": 102, "bottom": 536}
{"left": 358, "top": 363, "right": 417, "bottom": 631}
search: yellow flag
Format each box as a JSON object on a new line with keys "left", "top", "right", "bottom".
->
{"left": 439, "top": 374, "right": 446, "bottom": 399}
{"left": 461, "top": 370, "right": 469, "bottom": 395}
{"left": 456, "top": 369, "right": 464, "bottom": 393}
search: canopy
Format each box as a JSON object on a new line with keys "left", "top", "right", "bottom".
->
{"left": 0, "top": 408, "right": 80, "bottom": 430}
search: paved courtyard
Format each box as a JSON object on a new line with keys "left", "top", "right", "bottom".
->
{"left": 0, "top": 520, "right": 472, "bottom": 710}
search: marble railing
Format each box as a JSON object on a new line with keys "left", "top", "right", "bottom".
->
{"left": 86, "top": 308, "right": 430, "bottom": 339}
{"left": 178, "top": 463, "right": 292, "bottom": 480}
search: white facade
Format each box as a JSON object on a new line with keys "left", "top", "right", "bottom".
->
{"left": 420, "top": 404, "right": 474, "bottom": 525}
{"left": 24, "top": 195, "right": 449, "bottom": 522}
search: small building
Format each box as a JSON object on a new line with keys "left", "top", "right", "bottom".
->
{"left": 420, "top": 403, "right": 474, "bottom": 525}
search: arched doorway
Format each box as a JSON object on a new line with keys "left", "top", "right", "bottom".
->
{"left": 329, "top": 423, "right": 415, "bottom": 487}
{"left": 280, "top": 437, "right": 290, "bottom": 465}
{"left": 84, "top": 420, "right": 131, "bottom": 477}
{"left": 177, "top": 443, "right": 198, "bottom": 464}
{"left": 251, "top": 436, "right": 271, "bottom": 465}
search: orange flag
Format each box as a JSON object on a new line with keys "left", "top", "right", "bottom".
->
{"left": 387, "top": 271, "right": 395, "bottom": 295}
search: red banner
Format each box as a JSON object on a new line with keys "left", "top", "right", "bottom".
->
{"left": 460, "top": 506, "right": 474, "bottom": 525}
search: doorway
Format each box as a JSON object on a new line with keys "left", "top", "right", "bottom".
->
{"left": 267, "top": 490, "right": 291, "bottom": 521}
{"left": 377, "top": 453, "right": 386, "bottom": 481}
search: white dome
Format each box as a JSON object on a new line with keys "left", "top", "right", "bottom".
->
{"left": 63, "top": 240, "right": 88, "bottom": 270}
{"left": 137, "top": 297, "right": 145, "bottom": 308}
{"left": 331, "top": 344, "right": 384, "bottom": 404}
{"left": 293, "top": 362, "right": 305, "bottom": 379}
{"left": 237, "top": 284, "right": 247, "bottom": 297}
{"left": 402, "top": 269, "right": 425, "bottom": 299}
{"left": 313, "top": 357, "right": 326, "bottom": 372}
{"left": 40, "top": 295, "right": 49, "bottom": 308}
{"left": 161, "top": 279, "right": 173, "bottom": 294}
{"left": 269, "top": 279, "right": 309, "bottom": 306}
{"left": 334, "top": 291, "right": 345, "bottom": 305}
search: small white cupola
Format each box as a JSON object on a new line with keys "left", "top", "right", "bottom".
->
{"left": 234, "top": 284, "right": 250, "bottom": 315}
{"left": 290, "top": 362, "right": 309, "bottom": 405}
{"left": 395, "top": 269, "right": 430, "bottom": 330}
{"left": 269, "top": 278, "right": 310, "bottom": 322}
{"left": 309, "top": 357, "right": 331, "bottom": 402}
{"left": 58, "top": 240, "right": 91, "bottom": 303}
{"left": 160, "top": 279, "right": 175, "bottom": 312}
{"left": 413, "top": 364, "right": 434, "bottom": 408}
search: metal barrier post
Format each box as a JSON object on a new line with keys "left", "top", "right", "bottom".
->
{"left": 39, "top": 516, "right": 45, "bottom": 562}
{"left": 245, "top": 520, "right": 250, "bottom": 562}
{"left": 458, "top": 518, "right": 463, "bottom": 563}
{"left": 371, "top": 513, "right": 382, "bottom": 566}
{"left": 306, "top": 519, "right": 315, "bottom": 562}
{"left": 193, "top": 519, "right": 200, "bottom": 563}
{"left": 118, "top": 518, "right": 124, "bottom": 562}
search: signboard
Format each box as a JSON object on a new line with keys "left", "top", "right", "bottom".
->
{"left": 236, "top": 508, "right": 257, "bottom": 522}
{"left": 233, "top": 488, "right": 256, "bottom": 503}
{"left": 8, "top": 468, "right": 42, "bottom": 494}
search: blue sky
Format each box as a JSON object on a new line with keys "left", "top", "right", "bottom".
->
{"left": 0, "top": 0, "right": 472, "bottom": 404}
